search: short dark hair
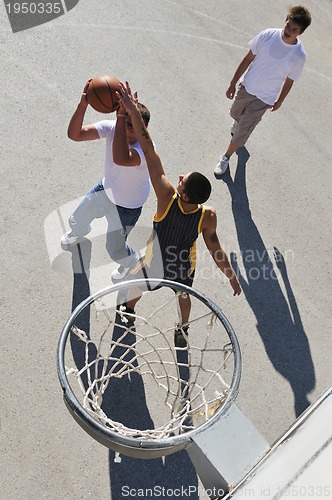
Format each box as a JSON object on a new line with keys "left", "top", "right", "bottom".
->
{"left": 287, "top": 5, "right": 311, "bottom": 32}
{"left": 183, "top": 172, "right": 212, "bottom": 204}
{"left": 137, "top": 103, "right": 150, "bottom": 126}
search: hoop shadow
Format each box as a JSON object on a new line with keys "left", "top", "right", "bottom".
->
{"left": 221, "top": 148, "right": 315, "bottom": 416}
{"left": 66, "top": 242, "right": 199, "bottom": 499}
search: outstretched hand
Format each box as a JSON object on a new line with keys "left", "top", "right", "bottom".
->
{"left": 79, "top": 79, "right": 91, "bottom": 106}
{"left": 116, "top": 81, "right": 139, "bottom": 115}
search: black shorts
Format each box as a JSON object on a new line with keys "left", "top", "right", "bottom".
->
{"left": 129, "top": 260, "right": 194, "bottom": 292}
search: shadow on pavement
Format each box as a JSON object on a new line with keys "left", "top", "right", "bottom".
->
{"left": 222, "top": 147, "right": 316, "bottom": 417}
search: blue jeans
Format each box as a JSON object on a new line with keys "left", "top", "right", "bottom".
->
{"left": 68, "top": 180, "right": 142, "bottom": 269}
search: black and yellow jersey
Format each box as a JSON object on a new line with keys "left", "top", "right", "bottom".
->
{"left": 145, "top": 193, "right": 206, "bottom": 285}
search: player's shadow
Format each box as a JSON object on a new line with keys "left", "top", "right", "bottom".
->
{"left": 66, "top": 242, "right": 199, "bottom": 499}
{"left": 221, "top": 148, "right": 316, "bottom": 416}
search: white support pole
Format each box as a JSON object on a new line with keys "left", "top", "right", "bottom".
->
{"left": 186, "top": 403, "right": 270, "bottom": 499}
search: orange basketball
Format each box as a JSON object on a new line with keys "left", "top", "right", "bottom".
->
{"left": 86, "top": 74, "right": 120, "bottom": 113}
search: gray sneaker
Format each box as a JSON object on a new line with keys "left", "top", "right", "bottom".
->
{"left": 111, "top": 265, "right": 131, "bottom": 282}
{"left": 214, "top": 155, "right": 230, "bottom": 178}
{"left": 61, "top": 231, "right": 85, "bottom": 249}
{"left": 117, "top": 303, "right": 136, "bottom": 324}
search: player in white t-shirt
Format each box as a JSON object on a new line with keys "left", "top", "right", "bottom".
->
{"left": 214, "top": 5, "right": 311, "bottom": 177}
{"left": 61, "top": 82, "right": 151, "bottom": 281}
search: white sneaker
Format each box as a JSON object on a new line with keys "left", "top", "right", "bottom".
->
{"left": 61, "top": 231, "right": 84, "bottom": 248}
{"left": 111, "top": 265, "right": 131, "bottom": 282}
{"left": 214, "top": 155, "right": 230, "bottom": 178}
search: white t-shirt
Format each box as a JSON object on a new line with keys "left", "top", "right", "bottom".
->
{"left": 242, "top": 28, "right": 306, "bottom": 105}
{"left": 94, "top": 120, "right": 150, "bottom": 208}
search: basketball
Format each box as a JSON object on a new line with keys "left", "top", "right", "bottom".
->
{"left": 86, "top": 74, "right": 121, "bottom": 113}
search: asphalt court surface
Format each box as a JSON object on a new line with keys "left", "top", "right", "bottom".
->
{"left": 1, "top": 1, "right": 332, "bottom": 498}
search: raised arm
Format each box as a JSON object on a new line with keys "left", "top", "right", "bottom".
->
{"left": 67, "top": 81, "right": 99, "bottom": 141}
{"left": 116, "top": 82, "right": 174, "bottom": 205}
{"left": 202, "top": 208, "right": 241, "bottom": 296}
{"left": 112, "top": 98, "right": 141, "bottom": 167}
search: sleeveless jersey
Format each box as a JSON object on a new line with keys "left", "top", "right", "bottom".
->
{"left": 145, "top": 193, "right": 206, "bottom": 285}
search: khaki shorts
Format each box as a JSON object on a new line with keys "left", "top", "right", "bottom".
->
{"left": 230, "top": 84, "right": 271, "bottom": 148}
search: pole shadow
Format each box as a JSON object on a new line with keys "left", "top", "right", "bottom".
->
{"left": 66, "top": 243, "right": 199, "bottom": 499}
{"left": 221, "top": 148, "right": 316, "bottom": 416}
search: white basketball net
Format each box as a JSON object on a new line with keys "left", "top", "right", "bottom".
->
{"left": 64, "top": 285, "right": 238, "bottom": 441}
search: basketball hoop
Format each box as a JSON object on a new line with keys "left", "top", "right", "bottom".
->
{"left": 57, "top": 279, "right": 242, "bottom": 459}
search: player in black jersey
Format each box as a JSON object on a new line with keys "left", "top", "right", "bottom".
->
{"left": 115, "top": 82, "right": 241, "bottom": 344}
